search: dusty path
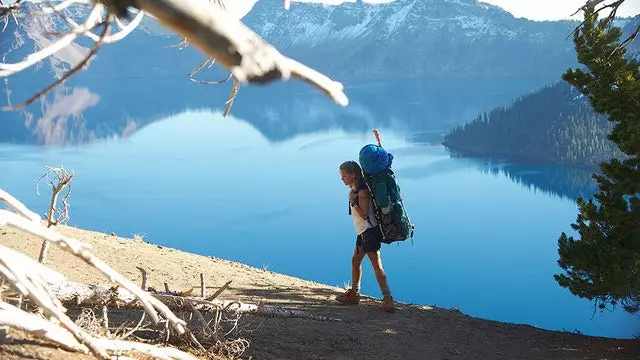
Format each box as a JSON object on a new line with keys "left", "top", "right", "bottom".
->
{"left": 1, "top": 225, "right": 638, "bottom": 360}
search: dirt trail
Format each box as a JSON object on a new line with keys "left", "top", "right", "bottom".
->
{"left": 1, "top": 225, "right": 638, "bottom": 360}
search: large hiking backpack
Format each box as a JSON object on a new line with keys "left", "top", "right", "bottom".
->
{"left": 358, "top": 130, "right": 414, "bottom": 244}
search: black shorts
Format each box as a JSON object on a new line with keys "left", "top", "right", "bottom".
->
{"left": 356, "top": 227, "right": 383, "bottom": 253}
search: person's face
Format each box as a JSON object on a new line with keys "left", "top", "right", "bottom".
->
{"left": 340, "top": 169, "right": 356, "bottom": 186}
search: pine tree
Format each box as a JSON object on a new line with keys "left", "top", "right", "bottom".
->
{"left": 554, "top": 4, "right": 640, "bottom": 314}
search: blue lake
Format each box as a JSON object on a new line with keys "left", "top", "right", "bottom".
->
{"left": 1, "top": 109, "right": 638, "bottom": 339}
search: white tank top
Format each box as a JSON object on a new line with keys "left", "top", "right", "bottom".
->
{"left": 350, "top": 190, "right": 378, "bottom": 235}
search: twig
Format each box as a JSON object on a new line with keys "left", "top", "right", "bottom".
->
{"left": 0, "top": 0, "right": 21, "bottom": 23}
{"left": 61, "top": 8, "right": 146, "bottom": 44}
{"left": 190, "top": 72, "right": 232, "bottom": 85}
{"left": 0, "top": 5, "right": 102, "bottom": 77}
{"left": 102, "top": 306, "right": 110, "bottom": 336}
{"left": 36, "top": 166, "right": 75, "bottom": 228}
{"left": 223, "top": 77, "right": 240, "bottom": 117}
{"left": 136, "top": 266, "right": 148, "bottom": 290}
{"left": 200, "top": 274, "right": 206, "bottom": 298}
{"left": 186, "top": 300, "right": 215, "bottom": 339}
{"left": 187, "top": 57, "right": 213, "bottom": 77}
{"left": 92, "top": 337, "right": 200, "bottom": 360}
{"left": 119, "top": 311, "right": 146, "bottom": 340}
{"left": 36, "top": 166, "right": 75, "bottom": 264}
{"left": 2, "top": 19, "right": 111, "bottom": 110}
{"left": 41, "top": 0, "right": 86, "bottom": 14}
{"left": 206, "top": 280, "right": 232, "bottom": 301}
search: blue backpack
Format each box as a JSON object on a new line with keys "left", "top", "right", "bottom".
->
{"left": 358, "top": 130, "right": 414, "bottom": 244}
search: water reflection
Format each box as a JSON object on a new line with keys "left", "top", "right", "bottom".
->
{"left": 396, "top": 147, "right": 599, "bottom": 202}
{"left": 2, "top": 12, "right": 551, "bottom": 146}
{"left": 473, "top": 159, "right": 599, "bottom": 201}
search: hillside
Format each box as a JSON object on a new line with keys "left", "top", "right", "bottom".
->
{"left": 442, "top": 81, "right": 625, "bottom": 168}
{"left": 2, "top": 225, "right": 640, "bottom": 359}
{"left": 441, "top": 15, "right": 639, "bottom": 169}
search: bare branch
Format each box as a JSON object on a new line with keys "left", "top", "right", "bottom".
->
{"left": 1, "top": 301, "right": 200, "bottom": 359}
{"left": 41, "top": 0, "right": 87, "bottom": 14}
{"left": 567, "top": 0, "right": 637, "bottom": 53}
{"left": 119, "top": 311, "right": 146, "bottom": 340}
{"left": 36, "top": 166, "right": 75, "bottom": 228}
{"left": 136, "top": 266, "right": 148, "bottom": 290}
{"left": 0, "top": 0, "right": 21, "bottom": 23}
{"left": 0, "top": 189, "right": 40, "bottom": 222}
{"left": 223, "top": 77, "right": 240, "bottom": 117}
{"left": 36, "top": 166, "right": 75, "bottom": 265}
{"left": 0, "top": 190, "right": 189, "bottom": 335}
{"left": 1, "top": 0, "right": 348, "bottom": 115}
{"left": 61, "top": 8, "right": 146, "bottom": 44}
{"left": 0, "top": 246, "right": 110, "bottom": 359}
{"left": 615, "top": 24, "right": 640, "bottom": 54}
{"left": 0, "top": 301, "right": 87, "bottom": 353}
{"left": 187, "top": 57, "right": 214, "bottom": 78}
{"left": 2, "top": 19, "right": 111, "bottom": 110}
{"left": 190, "top": 72, "right": 232, "bottom": 85}
{"left": 0, "top": 5, "right": 103, "bottom": 77}
{"left": 206, "top": 280, "right": 232, "bottom": 301}
{"left": 133, "top": 0, "right": 348, "bottom": 106}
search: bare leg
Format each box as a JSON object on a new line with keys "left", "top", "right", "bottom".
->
{"left": 366, "top": 250, "right": 390, "bottom": 295}
{"left": 367, "top": 250, "right": 394, "bottom": 311}
{"left": 336, "top": 245, "right": 367, "bottom": 305}
{"left": 351, "top": 246, "right": 366, "bottom": 292}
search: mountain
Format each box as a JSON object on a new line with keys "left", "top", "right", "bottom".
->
{"left": 242, "top": 0, "right": 580, "bottom": 82}
{"left": 440, "top": 15, "right": 639, "bottom": 168}
{"left": 0, "top": 0, "right": 590, "bottom": 145}
{"left": 442, "top": 81, "right": 625, "bottom": 168}
{"left": 621, "top": 15, "right": 640, "bottom": 58}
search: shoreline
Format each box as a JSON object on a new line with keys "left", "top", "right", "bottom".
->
{"left": 2, "top": 223, "right": 639, "bottom": 359}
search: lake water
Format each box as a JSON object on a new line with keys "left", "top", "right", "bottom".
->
{"left": 1, "top": 109, "right": 638, "bottom": 339}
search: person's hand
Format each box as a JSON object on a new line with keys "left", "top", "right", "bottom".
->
{"left": 349, "top": 190, "right": 358, "bottom": 204}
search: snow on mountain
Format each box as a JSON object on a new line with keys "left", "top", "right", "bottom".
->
{"left": 242, "top": 0, "right": 580, "bottom": 80}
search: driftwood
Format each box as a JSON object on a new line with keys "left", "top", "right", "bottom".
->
{"left": 0, "top": 188, "right": 188, "bottom": 334}
{"left": 0, "top": 301, "right": 87, "bottom": 353}
{"left": 47, "top": 280, "right": 342, "bottom": 322}
{"left": 0, "top": 301, "right": 199, "bottom": 360}
{"left": 0, "top": 186, "right": 340, "bottom": 360}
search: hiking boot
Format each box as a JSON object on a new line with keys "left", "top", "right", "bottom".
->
{"left": 381, "top": 295, "right": 395, "bottom": 312}
{"left": 336, "top": 289, "right": 360, "bottom": 305}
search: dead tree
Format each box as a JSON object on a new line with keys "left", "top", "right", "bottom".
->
{"left": 570, "top": 0, "right": 639, "bottom": 49}
{"left": 35, "top": 166, "right": 74, "bottom": 265}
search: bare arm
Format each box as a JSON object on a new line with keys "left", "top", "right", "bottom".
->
{"left": 352, "top": 190, "right": 371, "bottom": 220}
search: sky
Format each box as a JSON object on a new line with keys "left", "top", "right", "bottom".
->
{"left": 234, "top": 0, "right": 640, "bottom": 21}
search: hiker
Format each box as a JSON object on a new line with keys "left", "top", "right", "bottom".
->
{"left": 337, "top": 160, "right": 394, "bottom": 312}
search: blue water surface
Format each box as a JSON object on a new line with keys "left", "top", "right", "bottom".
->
{"left": 1, "top": 110, "right": 638, "bottom": 339}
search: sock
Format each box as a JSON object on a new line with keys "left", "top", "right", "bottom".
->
{"left": 352, "top": 282, "right": 361, "bottom": 293}
{"left": 381, "top": 286, "right": 391, "bottom": 298}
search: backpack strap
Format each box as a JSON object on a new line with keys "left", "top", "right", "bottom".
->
{"left": 348, "top": 188, "right": 362, "bottom": 215}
